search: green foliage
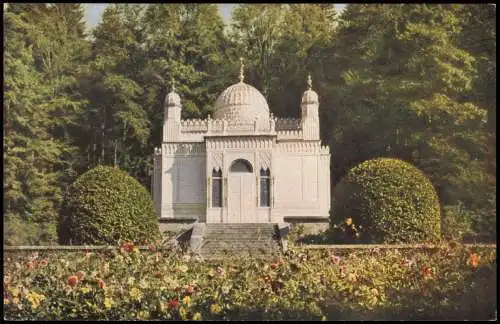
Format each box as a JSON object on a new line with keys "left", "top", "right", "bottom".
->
{"left": 325, "top": 4, "right": 494, "bottom": 241}
{"left": 3, "top": 245, "right": 497, "bottom": 320}
{"left": 58, "top": 165, "right": 160, "bottom": 245}
{"left": 441, "top": 203, "right": 474, "bottom": 242}
{"left": 332, "top": 158, "right": 441, "bottom": 244}
{"left": 4, "top": 4, "right": 89, "bottom": 245}
{"left": 4, "top": 3, "right": 496, "bottom": 245}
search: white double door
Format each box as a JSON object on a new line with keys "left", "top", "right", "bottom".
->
{"left": 227, "top": 173, "right": 255, "bottom": 223}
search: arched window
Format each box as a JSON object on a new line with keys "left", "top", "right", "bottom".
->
{"left": 212, "top": 169, "right": 222, "bottom": 207}
{"left": 260, "top": 168, "right": 270, "bottom": 207}
{"left": 230, "top": 159, "right": 253, "bottom": 173}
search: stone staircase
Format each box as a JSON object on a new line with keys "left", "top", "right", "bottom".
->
{"left": 193, "top": 223, "right": 282, "bottom": 260}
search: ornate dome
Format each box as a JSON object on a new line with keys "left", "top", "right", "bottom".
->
{"left": 166, "top": 90, "right": 181, "bottom": 107}
{"left": 213, "top": 81, "right": 270, "bottom": 121}
{"left": 301, "top": 89, "right": 318, "bottom": 104}
{"left": 165, "top": 79, "right": 181, "bottom": 107}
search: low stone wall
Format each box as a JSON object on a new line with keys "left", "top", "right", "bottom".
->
{"left": 4, "top": 243, "right": 495, "bottom": 252}
{"left": 294, "top": 243, "right": 497, "bottom": 249}
{"left": 283, "top": 217, "right": 329, "bottom": 235}
{"left": 159, "top": 219, "right": 196, "bottom": 235}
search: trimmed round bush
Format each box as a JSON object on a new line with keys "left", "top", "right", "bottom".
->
{"left": 58, "top": 165, "right": 160, "bottom": 245}
{"left": 331, "top": 158, "right": 441, "bottom": 244}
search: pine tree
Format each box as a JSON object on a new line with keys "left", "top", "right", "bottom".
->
{"left": 4, "top": 4, "right": 90, "bottom": 244}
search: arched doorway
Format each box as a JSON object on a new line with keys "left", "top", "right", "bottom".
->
{"left": 228, "top": 159, "right": 255, "bottom": 223}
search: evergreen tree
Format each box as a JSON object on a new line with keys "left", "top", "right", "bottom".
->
{"left": 268, "top": 4, "right": 337, "bottom": 118}
{"left": 231, "top": 4, "right": 286, "bottom": 98}
{"left": 4, "top": 4, "right": 89, "bottom": 244}
{"left": 325, "top": 4, "right": 494, "bottom": 238}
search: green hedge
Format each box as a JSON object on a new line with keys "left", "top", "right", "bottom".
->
{"left": 331, "top": 158, "right": 441, "bottom": 244}
{"left": 58, "top": 165, "right": 160, "bottom": 245}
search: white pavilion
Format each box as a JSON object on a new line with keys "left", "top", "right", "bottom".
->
{"left": 152, "top": 60, "right": 330, "bottom": 224}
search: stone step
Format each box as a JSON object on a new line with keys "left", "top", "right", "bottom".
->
{"left": 205, "top": 225, "right": 276, "bottom": 229}
{"left": 200, "top": 241, "right": 280, "bottom": 249}
{"left": 196, "top": 223, "right": 281, "bottom": 258}
{"left": 202, "top": 239, "right": 277, "bottom": 244}
{"left": 205, "top": 227, "right": 276, "bottom": 231}
{"left": 203, "top": 232, "right": 277, "bottom": 240}
{"left": 197, "top": 254, "right": 280, "bottom": 260}
{"left": 199, "top": 248, "right": 277, "bottom": 255}
{"left": 201, "top": 242, "right": 279, "bottom": 249}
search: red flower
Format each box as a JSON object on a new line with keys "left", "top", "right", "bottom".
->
{"left": 120, "top": 241, "right": 134, "bottom": 252}
{"left": 168, "top": 298, "right": 179, "bottom": 309}
{"left": 467, "top": 253, "right": 481, "bottom": 268}
{"left": 270, "top": 263, "right": 278, "bottom": 270}
{"left": 154, "top": 272, "right": 162, "bottom": 279}
{"left": 67, "top": 275, "right": 79, "bottom": 287}
{"left": 39, "top": 260, "right": 48, "bottom": 267}
{"left": 97, "top": 279, "right": 106, "bottom": 289}
{"left": 186, "top": 285, "right": 195, "bottom": 294}
{"left": 422, "top": 266, "right": 432, "bottom": 278}
{"left": 148, "top": 244, "right": 157, "bottom": 252}
{"left": 330, "top": 255, "right": 341, "bottom": 265}
{"left": 26, "top": 261, "right": 35, "bottom": 270}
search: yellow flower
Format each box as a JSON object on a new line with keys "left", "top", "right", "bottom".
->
{"left": 127, "top": 277, "right": 135, "bottom": 286}
{"left": 210, "top": 303, "right": 222, "bottom": 314}
{"left": 138, "top": 310, "right": 150, "bottom": 320}
{"left": 10, "top": 287, "right": 20, "bottom": 297}
{"left": 103, "top": 262, "right": 110, "bottom": 275}
{"left": 4, "top": 298, "right": 9, "bottom": 305}
{"left": 179, "top": 307, "right": 187, "bottom": 320}
{"left": 345, "top": 218, "right": 353, "bottom": 226}
{"left": 80, "top": 286, "right": 92, "bottom": 294}
{"left": 192, "top": 312, "right": 202, "bottom": 321}
{"left": 104, "top": 297, "right": 114, "bottom": 309}
{"left": 26, "top": 292, "right": 45, "bottom": 309}
{"left": 129, "top": 287, "right": 142, "bottom": 301}
{"left": 182, "top": 295, "right": 191, "bottom": 307}
{"left": 139, "top": 279, "right": 149, "bottom": 289}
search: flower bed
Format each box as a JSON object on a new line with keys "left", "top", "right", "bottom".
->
{"left": 3, "top": 242, "right": 496, "bottom": 320}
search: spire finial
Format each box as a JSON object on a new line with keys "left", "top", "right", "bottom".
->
{"left": 307, "top": 74, "right": 312, "bottom": 90}
{"left": 171, "top": 76, "right": 176, "bottom": 92}
{"left": 239, "top": 57, "right": 245, "bottom": 83}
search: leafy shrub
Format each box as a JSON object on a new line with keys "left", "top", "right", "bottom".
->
{"left": 58, "top": 165, "right": 160, "bottom": 245}
{"left": 441, "top": 203, "right": 475, "bottom": 242}
{"left": 4, "top": 217, "right": 57, "bottom": 246}
{"left": 331, "top": 158, "right": 441, "bottom": 244}
{"left": 3, "top": 244, "right": 496, "bottom": 320}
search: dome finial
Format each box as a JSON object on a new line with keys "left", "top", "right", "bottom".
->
{"left": 307, "top": 74, "right": 312, "bottom": 90}
{"left": 171, "top": 76, "right": 176, "bottom": 92}
{"left": 239, "top": 57, "right": 245, "bottom": 83}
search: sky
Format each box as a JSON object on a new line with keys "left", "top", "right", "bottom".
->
{"left": 83, "top": 4, "right": 347, "bottom": 31}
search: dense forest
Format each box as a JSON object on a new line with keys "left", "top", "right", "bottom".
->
{"left": 4, "top": 4, "right": 496, "bottom": 245}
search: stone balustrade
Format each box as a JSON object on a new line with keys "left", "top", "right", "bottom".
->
{"left": 178, "top": 116, "right": 310, "bottom": 141}
{"left": 275, "top": 117, "right": 300, "bottom": 131}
